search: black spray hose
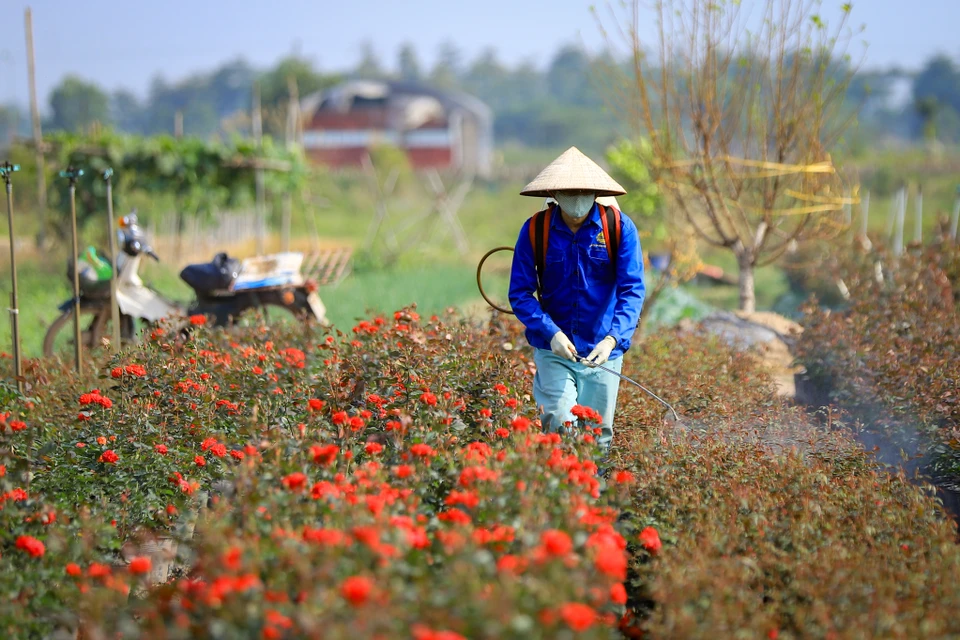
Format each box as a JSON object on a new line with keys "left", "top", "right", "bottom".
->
{"left": 477, "top": 247, "right": 683, "bottom": 423}
{"left": 476, "top": 246, "right": 516, "bottom": 315}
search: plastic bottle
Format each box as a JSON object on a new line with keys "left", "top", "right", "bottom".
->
{"left": 83, "top": 246, "right": 113, "bottom": 281}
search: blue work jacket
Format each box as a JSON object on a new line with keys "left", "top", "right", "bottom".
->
{"left": 508, "top": 203, "right": 645, "bottom": 360}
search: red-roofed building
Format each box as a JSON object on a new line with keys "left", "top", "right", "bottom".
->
{"left": 300, "top": 79, "right": 493, "bottom": 178}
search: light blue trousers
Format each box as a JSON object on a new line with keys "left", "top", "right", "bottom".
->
{"left": 532, "top": 348, "right": 623, "bottom": 451}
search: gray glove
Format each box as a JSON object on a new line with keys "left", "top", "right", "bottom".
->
{"left": 550, "top": 331, "right": 577, "bottom": 361}
{"left": 584, "top": 336, "right": 616, "bottom": 367}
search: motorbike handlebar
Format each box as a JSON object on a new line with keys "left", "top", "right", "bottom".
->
{"left": 146, "top": 249, "right": 160, "bottom": 262}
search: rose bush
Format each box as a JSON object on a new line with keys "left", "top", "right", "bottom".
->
{"left": 611, "top": 328, "right": 960, "bottom": 638}
{"left": 0, "top": 300, "right": 958, "bottom": 638}
{"left": 794, "top": 242, "right": 960, "bottom": 481}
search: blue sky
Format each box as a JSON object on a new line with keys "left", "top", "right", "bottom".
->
{"left": 0, "top": 0, "right": 957, "bottom": 110}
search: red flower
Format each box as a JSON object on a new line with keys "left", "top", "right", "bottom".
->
{"left": 594, "top": 543, "right": 627, "bottom": 581}
{"left": 310, "top": 444, "right": 339, "bottom": 465}
{"left": 495, "top": 428, "right": 509, "bottom": 438}
{"left": 65, "top": 563, "right": 82, "bottom": 577}
{"left": 614, "top": 470, "right": 635, "bottom": 484}
{"left": 412, "top": 625, "right": 468, "bottom": 640}
{"left": 154, "top": 444, "right": 168, "bottom": 455}
{"left": 80, "top": 390, "right": 113, "bottom": 409}
{"left": 308, "top": 398, "right": 324, "bottom": 411}
{"left": 99, "top": 449, "right": 119, "bottom": 464}
{"left": 497, "top": 554, "right": 524, "bottom": 574}
{"left": 639, "top": 526, "right": 662, "bottom": 554}
{"left": 125, "top": 364, "right": 146, "bottom": 377}
{"left": 559, "top": 602, "right": 596, "bottom": 632}
{"left": 340, "top": 575, "right": 373, "bottom": 606}
{"left": 493, "top": 383, "right": 508, "bottom": 395}
{"left": 365, "top": 442, "right": 383, "bottom": 455}
{"left": 541, "top": 529, "right": 573, "bottom": 556}
{"left": 510, "top": 416, "right": 531, "bottom": 432}
{"left": 610, "top": 583, "right": 627, "bottom": 605}
{"left": 8, "top": 419, "right": 26, "bottom": 432}
{"left": 87, "top": 562, "right": 111, "bottom": 579}
{"left": 571, "top": 404, "right": 601, "bottom": 423}
{"left": 393, "top": 464, "right": 413, "bottom": 478}
{"left": 303, "top": 527, "right": 347, "bottom": 546}
{"left": 445, "top": 490, "right": 480, "bottom": 509}
{"left": 111, "top": 367, "right": 123, "bottom": 378}
{"left": 128, "top": 556, "right": 152, "bottom": 575}
{"left": 210, "top": 443, "right": 227, "bottom": 458}
{"left": 348, "top": 416, "right": 365, "bottom": 431}
{"left": 410, "top": 444, "right": 436, "bottom": 459}
{"left": 331, "top": 411, "right": 348, "bottom": 425}
{"left": 194, "top": 455, "right": 206, "bottom": 467}
{"left": 262, "top": 627, "right": 280, "bottom": 640}
{"left": 189, "top": 314, "right": 207, "bottom": 326}
{"left": 282, "top": 472, "right": 308, "bottom": 492}
{"left": 15, "top": 535, "right": 45, "bottom": 558}
{"left": 231, "top": 449, "right": 245, "bottom": 461}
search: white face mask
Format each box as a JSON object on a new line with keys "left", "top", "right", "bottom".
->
{"left": 554, "top": 193, "right": 596, "bottom": 219}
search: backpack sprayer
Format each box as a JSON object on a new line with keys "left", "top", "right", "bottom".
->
{"left": 476, "top": 197, "right": 682, "bottom": 423}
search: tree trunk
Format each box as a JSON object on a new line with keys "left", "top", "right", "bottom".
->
{"left": 737, "top": 252, "right": 756, "bottom": 313}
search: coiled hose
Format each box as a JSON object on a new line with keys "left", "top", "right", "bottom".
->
{"left": 476, "top": 246, "right": 516, "bottom": 314}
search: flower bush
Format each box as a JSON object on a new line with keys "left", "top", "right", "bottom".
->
{"left": 794, "top": 242, "right": 960, "bottom": 480}
{"left": 1, "top": 302, "right": 958, "bottom": 638}
{"left": 611, "top": 329, "right": 960, "bottom": 638}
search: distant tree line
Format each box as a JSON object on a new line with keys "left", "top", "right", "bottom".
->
{"left": 1, "top": 42, "right": 959, "bottom": 155}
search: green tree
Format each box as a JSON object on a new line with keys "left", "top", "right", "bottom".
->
{"left": 48, "top": 75, "right": 110, "bottom": 133}
{"left": 110, "top": 90, "right": 144, "bottom": 134}
{"left": 598, "top": 0, "right": 860, "bottom": 312}
{"left": 397, "top": 44, "right": 422, "bottom": 81}
{"left": 914, "top": 55, "right": 960, "bottom": 116}
{"left": 0, "top": 104, "right": 22, "bottom": 147}
{"left": 546, "top": 46, "right": 594, "bottom": 106}
{"left": 606, "top": 137, "right": 697, "bottom": 328}
{"left": 259, "top": 56, "right": 337, "bottom": 107}
{"left": 429, "top": 41, "right": 463, "bottom": 89}
{"left": 916, "top": 96, "right": 940, "bottom": 142}
{"left": 355, "top": 41, "right": 385, "bottom": 78}
{"left": 138, "top": 60, "right": 256, "bottom": 137}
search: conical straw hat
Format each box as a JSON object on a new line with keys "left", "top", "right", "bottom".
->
{"left": 520, "top": 146, "right": 626, "bottom": 197}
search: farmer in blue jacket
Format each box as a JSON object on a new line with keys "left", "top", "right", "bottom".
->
{"left": 509, "top": 147, "right": 645, "bottom": 454}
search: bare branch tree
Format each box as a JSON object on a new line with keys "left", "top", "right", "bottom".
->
{"left": 596, "top": 0, "right": 863, "bottom": 311}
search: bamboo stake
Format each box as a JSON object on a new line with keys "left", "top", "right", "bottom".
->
{"left": 860, "top": 190, "right": 871, "bottom": 250}
{"left": 60, "top": 167, "right": 84, "bottom": 373}
{"left": 843, "top": 195, "right": 852, "bottom": 242}
{"left": 1, "top": 163, "right": 23, "bottom": 392}
{"left": 103, "top": 169, "right": 121, "bottom": 353}
{"left": 886, "top": 186, "right": 901, "bottom": 240}
{"left": 24, "top": 9, "right": 46, "bottom": 249}
{"left": 914, "top": 185, "right": 922, "bottom": 244}
{"left": 252, "top": 83, "right": 265, "bottom": 256}
{"left": 893, "top": 186, "right": 905, "bottom": 257}
{"left": 950, "top": 188, "right": 960, "bottom": 242}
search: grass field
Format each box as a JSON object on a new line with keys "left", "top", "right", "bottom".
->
{"left": 0, "top": 254, "right": 508, "bottom": 359}
{"left": 2, "top": 143, "right": 956, "bottom": 360}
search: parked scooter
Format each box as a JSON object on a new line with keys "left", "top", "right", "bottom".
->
{"left": 43, "top": 212, "right": 327, "bottom": 358}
